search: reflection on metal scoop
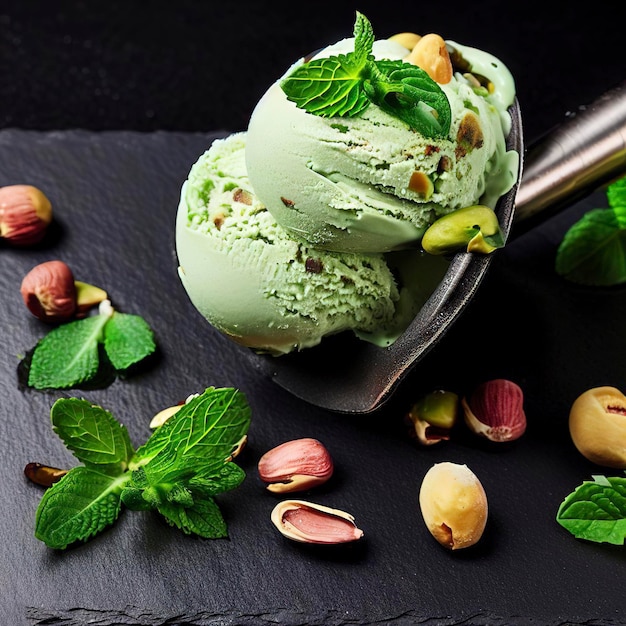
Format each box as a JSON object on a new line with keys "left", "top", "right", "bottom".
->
{"left": 246, "top": 81, "right": 626, "bottom": 414}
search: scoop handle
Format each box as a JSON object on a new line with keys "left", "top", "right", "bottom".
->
{"left": 513, "top": 80, "right": 626, "bottom": 232}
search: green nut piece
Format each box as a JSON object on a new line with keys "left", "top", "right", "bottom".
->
{"left": 421, "top": 205, "right": 504, "bottom": 255}
{"left": 407, "top": 389, "right": 459, "bottom": 445}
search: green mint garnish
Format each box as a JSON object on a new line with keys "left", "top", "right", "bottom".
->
{"left": 25, "top": 300, "right": 156, "bottom": 389}
{"left": 555, "top": 176, "right": 626, "bottom": 286}
{"left": 557, "top": 474, "right": 626, "bottom": 545}
{"left": 280, "top": 12, "right": 451, "bottom": 138}
{"left": 34, "top": 387, "right": 251, "bottom": 549}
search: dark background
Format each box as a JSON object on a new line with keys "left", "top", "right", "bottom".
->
{"left": 3, "top": 2, "right": 626, "bottom": 625}
{"left": 0, "top": 0, "right": 624, "bottom": 145}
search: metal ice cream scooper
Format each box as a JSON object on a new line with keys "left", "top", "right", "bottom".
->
{"left": 246, "top": 81, "right": 626, "bottom": 414}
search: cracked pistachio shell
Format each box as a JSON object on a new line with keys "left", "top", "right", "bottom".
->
{"left": 462, "top": 379, "right": 526, "bottom": 442}
{"left": 419, "top": 462, "right": 488, "bottom": 550}
{"left": 421, "top": 205, "right": 504, "bottom": 255}
{"left": 271, "top": 500, "right": 363, "bottom": 544}
{"left": 569, "top": 386, "right": 626, "bottom": 468}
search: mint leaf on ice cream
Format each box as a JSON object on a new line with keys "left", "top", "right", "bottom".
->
{"left": 281, "top": 11, "right": 451, "bottom": 138}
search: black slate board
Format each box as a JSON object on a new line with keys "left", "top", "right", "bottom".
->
{"left": 2, "top": 129, "right": 626, "bottom": 626}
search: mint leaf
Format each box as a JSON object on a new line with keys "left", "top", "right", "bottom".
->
{"left": 103, "top": 312, "right": 156, "bottom": 370}
{"left": 364, "top": 60, "right": 452, "bottom": 138}
{"left": 608, "top": 177, "right": 626, "bottom": 209}
{"left": 280, "top": 12, "right": 451, "bottom": 138}
{"left": 28, "top": 315, "right": 108, "bottom": 389}
{"left": 555, "top": 206, "right": 626, "bottom": 286}
{"left": 25, "top": 304, "right": 157, "bottom": 390}
{"left": 557, "top": 475, "right": 626, "bottom": 545}
{"left": 34, "top": 388, "right": 251, "bottom": 548}
{"left": 281, "top": 11, "right": 372, "bottom": 118}
{"left": 157, "top": 496, "right": 228, "bottom": 539}
{"left": 281, "top": 56, "right": 370, "bottom": 118}
{"left": 51, "top": 398, "right": 134, "bottom": 475}
{"left": 128, "top": 388, "right": 250, "bottom": 537}
{"left": 352, "top": 11, "right": 374, "bottom": 68}
{"left": 35, "top": 467, "right": 127, "bottom": 549}
{"left": 190, "top": 462, "right": 246, "bottom": 496}
{"left": 131, "top": 387, "right": 251, "bottom": 475}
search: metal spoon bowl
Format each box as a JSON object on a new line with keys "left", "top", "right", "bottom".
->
{"left": 245, "top": 81, "right": 626, "bottom": 414}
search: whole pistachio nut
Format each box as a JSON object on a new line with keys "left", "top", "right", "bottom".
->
{"left": 419, "top": 461, "right": 488, "bottom": 550}
{"left": 0, "top": 184, "right": 52, "bottom": 246}
{"left": 421, "top": 205, "right": 504, "bottom": 255}
{"left": 569, "top": 386, "right": 626, "bottom": 468}
{"left": 407, "top": 390, "right": 458, "bottom": 445}
{"left": 270, "top": 499, "right": 363, "bottom": 544}
{"left": 258, "top": 438, "right": 333, "bottom": 493}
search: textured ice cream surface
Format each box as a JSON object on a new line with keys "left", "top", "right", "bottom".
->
{"left": 245, "top": 38, "right": 518, "bottom": 254}
{"left": 175, "top": 133, "right": 429, "bottom": 355}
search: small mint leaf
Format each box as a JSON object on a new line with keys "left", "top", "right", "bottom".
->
{"left": 555, "top": 206, "right": 626, "bottom": 286}
{"left": 190, "top": 462, "right": 246, "bottom": 496}
{"left": 281, "top": 55, "right": 370, "bottom": 118}
{"left": 280, "top": 11, "right": 372, "bottom": 119}
{"left": 28, "top": 315, "right": 108, "bottom": 389}
{"left": 365, "top": 60, "right": 451, "bottom": 138}
{"left": 103, "top": 312, "right": 156, "bottom": 371}
{"left": 35, "top": 467, "right": 127, "bottom": 549}
{"left": 608, "top": 177, "right": 626, "bottom": 210}
{"left": 157, "top": 496, "right": 228, "bottom": 539}
{"left": 131, "top": 387, "right": 251, "bottom": 474}
{"left": 51, "top": 398, "right": 134, "bottom": 474}
{"left": 352, "top": 11, "right": 374, "bottom": 68}
{"left": 557, "top": 475, "right": 626, "bottom": 545}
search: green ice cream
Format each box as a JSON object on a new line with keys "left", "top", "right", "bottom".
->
{"left": 176, "top": 133, "right": 422, "bottom": 355}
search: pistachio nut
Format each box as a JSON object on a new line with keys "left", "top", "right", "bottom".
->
{"left": 569, "top": 386, "right": 626, "bottom": 468}
{"left": 407, "top": 390, "right": 458, "bottom": 445}
{"left": 421, "top": 205, "right": 504, "bottom": 255}
{"left": 419, "top": 462, "right": 488, "bottom": 550}
{"left": 270, "top": 499, "right": 363, "bottom": 544}
{"left": 258, "top": 438, "right": 333, "bottom": 493}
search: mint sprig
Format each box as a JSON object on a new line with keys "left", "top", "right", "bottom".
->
{"left": 25, "top": 300, "right": 156, "bottom": 389}
{"left": 280, "top": 12, "right": 451, "bottom": 138}
{"left": 555, "top": 176, "right": 626, "bottom": 286}
{"left": 557, "top": 474, "right": 626, "bottom": 545}
{"left": 34, "top": 387, "right": 251, "bottom": 549}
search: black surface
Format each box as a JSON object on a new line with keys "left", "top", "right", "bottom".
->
{"left": 2, "top": 2, "right": 626, "bottom": 625}
{"left": 0, "top": 1, "right": 624, "bottom": 146}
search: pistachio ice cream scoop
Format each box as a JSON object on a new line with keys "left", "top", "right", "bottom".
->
{"left": 176, "top": 133, "right": 437, "bottom": 355}
{"left": 244, "top": 34, "right": 519, "bottom": 253}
